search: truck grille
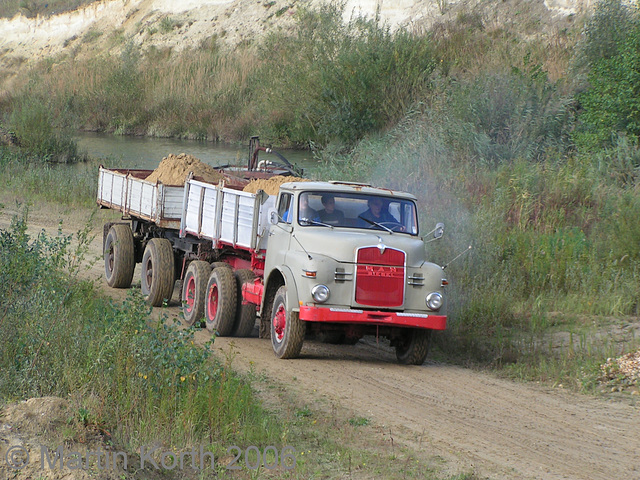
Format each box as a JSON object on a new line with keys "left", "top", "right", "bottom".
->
{"left": 355, "top": 247, "right": 405, "bottom": 307}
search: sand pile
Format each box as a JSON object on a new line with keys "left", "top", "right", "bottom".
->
{"left": 145, "top": 153, "right": 225, "bottom": 185}
{"left": 242, "top": 176, "right": 308, "bottom": 195}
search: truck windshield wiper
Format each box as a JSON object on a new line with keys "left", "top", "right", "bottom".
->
{"left": 357, "top": 215, "right": 393, "bottom": 234}
{"left": 300, "top": 217, "right": 334, "bottom": 228}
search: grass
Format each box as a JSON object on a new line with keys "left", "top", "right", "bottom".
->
{"left": 0, "top": 212, "right": 278, "bottom": 454}
{"left": 0, "top": 146, "right": 102, "bottom": 208}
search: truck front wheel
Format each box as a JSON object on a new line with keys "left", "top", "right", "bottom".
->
{"left": 141, "top": 238, "right": 175, "bottom": 307}
{"left": 205, "top": 265, "right": 237, "bottom": 336}
{"left": 270, "top": 285, "right": 305, "bottom": 359}
{"left": 395, "top": 329, "right": 432, "bottom": 365}
{"left": 104, "top": 224, "right": 135, "bottom": 288}
{"left": 181, "top": 260, "right": 211, "bottom": 327}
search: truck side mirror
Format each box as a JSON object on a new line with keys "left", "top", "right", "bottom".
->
{"left": 269, "top": 209, "right": 279, "bottom": 225}
{"left": 434, "top": 223, "right": 444, "bottom": 239}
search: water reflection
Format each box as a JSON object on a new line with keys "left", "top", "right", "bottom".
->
{"left": 75, "top": 132, "right": 317, "bottom": 173}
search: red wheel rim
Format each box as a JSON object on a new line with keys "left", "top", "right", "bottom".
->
{"left": 207, "top": 283, "right": 219, "bottom": 320}
{"left": 273, "top": 304, "right": 286, "bottom": 342}
{"left": 185, "top": 276, "right": 196, "bottom": 313}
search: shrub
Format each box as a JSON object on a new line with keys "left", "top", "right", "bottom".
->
{"left": 7, "top": 98, "right": 80, "bottom": 162}
{"left": 574, "top": 0, "right": 640, "bottom": 150}
{"left": 0, "top": 211, "right": 281, "bottom": 451}
{"left": 257, "top": 3, "right": 436, "bottom": 145}
{"left": 444, "top": 68, "right": 574, "bottom": 165}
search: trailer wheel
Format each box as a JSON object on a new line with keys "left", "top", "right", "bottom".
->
{"left": 232, "top": 269, "right": 257, "bottom": 337}
{"left": 395, "top": 329, "right": 432, "bottom": 365}
{"left": 104, "top": 224, "right": 135, "bottom": 288}
{"left": 205, "top": 265, "right": 237, "bottom": 336}
{"left": 181, "top": 260, "right": 211, "bottom": 327}
{"left": 270, "top": 285, "right": 305, "bottom": 359}
{"left": 141, "top": 238, "right": 175, "bottom": 307}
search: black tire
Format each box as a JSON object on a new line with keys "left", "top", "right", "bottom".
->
{"left": 181, "top": 260, "right": 211, "bottom": 327}
{"left": 232, "top": 269, "right": 257, "bottom": 337}
{"left": 104, "top": 224, "right": 135, "bottom": 288}
{"left": 395, "top": 329, "right": 432, "bottom": 365}
{"left": 205, "top": 265, "right": 237, "bottom": 335}
{"left": 141, "top": 238, "right": 175, "bottom": 307}
{"left": 270, "top": 285, "right": 305, "bottom": 359}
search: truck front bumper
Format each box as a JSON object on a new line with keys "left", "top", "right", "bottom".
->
{"left": 298, "top": 306, "right": 446, "bottom": 330}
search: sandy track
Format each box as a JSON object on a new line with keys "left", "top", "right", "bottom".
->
{"left": 2, "top": 205, "right": 639, "bottom": 480}
{"left": 207, "top": 335, "right": 640, "bottom": 480}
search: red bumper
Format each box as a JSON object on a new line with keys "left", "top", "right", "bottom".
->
{"left": 298, "top": 306, "right": 446, "bottom": 330}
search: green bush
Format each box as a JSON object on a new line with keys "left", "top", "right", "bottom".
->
{"left": 256, "top": 3, "right": 436, "bottom": 145}
{"left": 444, "top": 68, "right": 573, "bottom": 165}
{"left": 577, "top": 0, "right": 636, "bottom": 66}
{"left": 7, "top": 98, "right": 80, "bottom": 162}
{"left": 574, "top": 0, "right": 640, "bottom": 149}
{"left": 0, "top": 212, "right": 281, "bottom": 451}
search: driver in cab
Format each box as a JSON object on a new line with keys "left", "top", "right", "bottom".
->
{"left": 358, "top": 197, "right": 404, "bottom": 231}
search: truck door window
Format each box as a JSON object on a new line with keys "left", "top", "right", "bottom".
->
{"left": 403, "top": 203, "right": 418, "bottom": 235}
{"left": 278, "top": 193, "right": 293, "bottom": 223}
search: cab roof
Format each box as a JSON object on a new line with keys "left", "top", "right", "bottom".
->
{"left": 279, "top": 180, "right": 418, "bottom": 201}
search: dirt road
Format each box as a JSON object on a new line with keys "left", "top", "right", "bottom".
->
{"left": 2, "top": 205, "right": 639, "bottom": 480}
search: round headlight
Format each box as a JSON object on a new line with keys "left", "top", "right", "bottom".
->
{"left": 426, "top": 292, "right": 443, "bottom": 310}
{"left": 311, "top": 284, "right": 330, "bottom": 303}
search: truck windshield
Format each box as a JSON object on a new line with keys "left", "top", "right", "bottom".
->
{"left": 297, "top": 192, "right": 419, "bottom": 235}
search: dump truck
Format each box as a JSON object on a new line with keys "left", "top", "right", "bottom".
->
{"left": 97, "top": 148, "right": 447, "bottom": 365}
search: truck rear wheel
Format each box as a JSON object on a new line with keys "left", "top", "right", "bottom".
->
{"left": 181, "top": 260, "right": 211, "bottom": 327}
{"left": 141, "top": 238, "right": 175, "bottom": 307}
{"left": 104, "top": 224, "right": 135, "bottom": 288}
{"left": 395, "top": 329, "right": 432, "bottom": 365}
{"left": 232, "top": 269, "right": 257, "bottom": 337}
{"left": 271, "top": 285, "right": 305, "bottom": 359}
{"left": 205, "top": 265, "right": 237, "bottom": 336}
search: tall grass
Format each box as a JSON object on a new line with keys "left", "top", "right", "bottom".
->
{"left": 2, "top": 3, "right": 436, "bottom": 146}
{"left": 0, "top": 211, "right": 282, "bottom": 456}
{"left": 0, "top": 147, "right": 99, "bottom": 207}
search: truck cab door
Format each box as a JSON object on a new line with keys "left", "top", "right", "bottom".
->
{"left": 264, "top": 192, "right": 293, "bottom": 274}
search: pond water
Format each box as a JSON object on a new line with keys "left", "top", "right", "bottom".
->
{"left": 74, "top": 132, "right": 318, "bottom": 174}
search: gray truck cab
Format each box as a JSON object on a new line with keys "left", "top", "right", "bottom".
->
{"left": 261, "top": 181, "right": 447, "bottom": 364}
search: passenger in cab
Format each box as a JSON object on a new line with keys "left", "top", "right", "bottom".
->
{"left": 317, "top": 194, "right": 345, "bottom": 226}
{"left": 298, "top": 193, "right": 318, "bottom": 222}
